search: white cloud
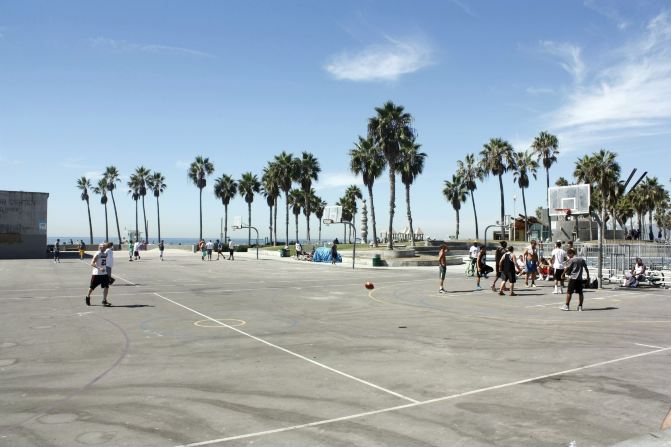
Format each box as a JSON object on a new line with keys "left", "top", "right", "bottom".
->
{"left": 315, "top": 172, "right": 362, "bottom": 191}
{"left": 83, "top": 171, "right": 103, "bottom": 181}
{"left": 549, "top": 12, "right": 671, "bottom": 149}
{"left": 89, "top": 37, "right": 215, "bottom": 59}
{"left": 325, "top": 36, "right": 434, "bottom": 82}
{"left": 175, "top": 160, "right": 190, "bottom": 169}
{"left": 539, "top": 40, "right": 585, "bottom": 83}
{"left": 584, "top": 0, "right": 629, "bottom": 30}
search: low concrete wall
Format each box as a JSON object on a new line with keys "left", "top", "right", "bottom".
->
{"left": 0, "top": 191, "right": 49, "bottom": 259}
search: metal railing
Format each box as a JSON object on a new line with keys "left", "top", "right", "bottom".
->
{"left": 536, "top": 242, "right": 671, "bottom": 277}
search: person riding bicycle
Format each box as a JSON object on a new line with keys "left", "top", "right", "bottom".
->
{"left": 467, "top": 241, "right": 480, "bottom": 276}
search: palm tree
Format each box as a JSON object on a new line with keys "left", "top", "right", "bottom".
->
{"left": 443, "top": 175, "right": 468, "bottom": 239}
{"left": 134, "top": 166, "right": 151, "bottom": 242}
{"left": 274, "top": 152, "right": 298, "bottom": 245}
{"left": 368, "top": 101, "right": 415, "bottom": 249}
{"left": 480, "top": 138, "right": 516, "bottom": 238}
{"left": 398, "top": 140, "right": 427, "bottom": 247}
{"left": 188, "top": 156, "right": 215, "bottom": 241}
{"left": 512, "top": 151, "right": 539, "bottom": 241}
{"left": 336, "top": 195, "right": 355, "bottom": 243}
{"left": 288, "top": 188, "right": 303, "bottom": 243}
{"left": 298, "top": 152, "right": 320, "bottom": 242}
{"left": 345, "top": 185, "right": 363, "bottom": 243}
{"left": 238, "top": 172, "right": 261, "bottom": 245}
{"left": 315, "top": 198, "right": 327, "bottom": 243}
{"left": 581, "top": 150, "right": 621, "bottom": 287}
{"left": 93, "top": 178, "right": 109, "bottom": 242}
{"left": 350, "top": 135, "right": 386, "bottom": 247}
{"left": 574, "top": 154, "right": 597, "bottom": 240}
{"left": 555, "top": 177, "right": 569, "bottom": 187}
{"left": 213, "top": 175, "right": 238, "bottom": 244}
{"left": 641, "top": 177, "right": 669, "bottom": 241}
{"left": 456, "top": 153, "right": 485, "bottom": 239}
{"left": 147, "top": 172, "right": 167, "bottom": 243}
{"left": 127, "top": 174, "right": 141, "bottom": 242}
{"left": 104, "top": 166, "right": 123, "bottom": 245}
{"left": 262, "top": 163, "right": 281, "bottom": 245}
{"left": 531, "top": 131, "right": 559, "bottom": 235}
{"left": 76, "top": 177, "right": 94, "bottom": 244}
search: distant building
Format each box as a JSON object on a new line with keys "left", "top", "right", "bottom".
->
{"left": 0, "top": 190, "right": 49, "bottom": 259}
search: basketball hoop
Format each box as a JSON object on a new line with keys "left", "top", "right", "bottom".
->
{"left": 554, "top": 208, "right": 572, "bottom": 221}
{"left": 322, "top": 218, "right": 334, "bottom": 226}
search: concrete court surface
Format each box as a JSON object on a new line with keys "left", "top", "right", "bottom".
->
{"left": 1, "top": 249, "right": 670, "bottom": 447}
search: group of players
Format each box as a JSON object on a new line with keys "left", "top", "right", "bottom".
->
{"left": 438, "top": 240, "right": 590, "bottom": 311}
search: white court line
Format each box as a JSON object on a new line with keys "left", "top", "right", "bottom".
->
{"left": 634, "top": 343, "right": 665, "bottom": 349}
{"left": 175, "top": 345, "right": 671, "bottom": 447}
{"left": 152, "top": 292, "right": 418, "bottom": 404}
{"left": 525, "top": 301, "right": 565, "bottom": 308}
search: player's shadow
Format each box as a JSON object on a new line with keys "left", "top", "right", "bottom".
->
{"left": 94, "top": 304, "right": 155, "bottom": 308}
{"left": 582, "top": 306, "right": 618, "bottom": 311}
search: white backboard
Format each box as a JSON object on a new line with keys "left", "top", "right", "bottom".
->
{"left": 324, "top": 205, "right": 342, "bottom": 224}
{"left": 233, "top": 216, "right": 242, "bottom": 229}
{"left": 548, "top": 184, "right": 591, "bottom": 216}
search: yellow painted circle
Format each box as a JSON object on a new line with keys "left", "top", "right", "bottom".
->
{"left": 194, "top": 319, "right": 246, "bottom": 328}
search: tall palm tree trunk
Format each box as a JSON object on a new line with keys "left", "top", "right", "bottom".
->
{"left": 405, "top": 184, "right": 415, "bottom": 247}
{"left": 545, "top": 168, "right": 551, "bottom": 242}
{"left": 295, "top": 214, "right": 299, "bottom": 243}
{"left": 224, "top": 204, "right": 228, "bottom": 243}
{"left": 285, "top": 194, "right": 289, "bottom": 246}
{"left": 142, "top": 196, "right": 148, "bottom": 242}
{"left": 273, "top": 197, "right": 278, "bottom": 246}
{"left": 522, "top": 188, "right": 528, "bottom": 242}
{"left": 199, "top": 188, "right": 203, "bottom": 240}
{"left": 268, "top": 204, "right": 273, "bottom": 245}
{"left": 156, "top": 196, "right": 161, "bottom": 243}
{"left": 471, "top": 191, "right": 479, "bottom": 240}
{"left": 86, "top": 200, "right": 93, "bottom": 244}
{"left": 388, "top": 166, "right": 395, "bottom": 249}
{"left": 368, "top": 184, "right": 378, "bottom": 247}
{"left": 318, "top": 219, "right": 322, "bottom": 243}
{"left": 305, "top": 200, "right": 311, "bottom": 242}
{"left": 248, "top": 202, "right": 252, "bottom": 245}
{"left": 110, "top": 191, "right": 122, "bottom": 245}
{"left": 456, "top": 209, "right": 461, "bottom": 240}
{"left": 598, "top": 199, "right": 606, "bottom": 288}
{"left": 498, "top": 174, "right": 506, "bottom": 239}
{"left": 104, "top": 203, "right": 109, "bottom": 242}
{"left": 134, "top": 200, "right": 138, "bottom": 242}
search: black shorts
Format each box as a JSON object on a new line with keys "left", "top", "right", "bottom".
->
{"left": 207, "top": 249, "right": 213, "bottom": 255}
{"left": 567, "top": 279, "right": 583, "bottom": 294}
{"left": 477, "top": 264, "right": 493, "bottom": 277}
{"left": 90, "top": 274, "right": 109, "bottom": 290}
{"left": 553, "top": 268, "right": 564, "bottom": 281}
{"left": 501, "top": 271, "right": 517, "bottom": 283}
{"left": 439, "top": 265, "right": 446, "bottom": 279}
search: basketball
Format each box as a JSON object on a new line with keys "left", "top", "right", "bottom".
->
{"left": 365, "top": 282, "right": 374, "bottom": 290}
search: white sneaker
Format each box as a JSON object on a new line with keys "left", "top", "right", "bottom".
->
{"left": 439, "top": 288, "right": 446, "bottom": 294}
{"left": 553, "top": 286, "right": 558, "bottom": 294}
{"left": 560, "top": 304, "right": 569, "bottom": 311}
{"left": 577, "top": 305, "right": 583, "bottom": 312}
{"left": 531, "top": 283, "right": 537, "bottom": 288}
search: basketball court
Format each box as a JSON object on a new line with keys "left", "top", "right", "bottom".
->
{"left": 1, "top": 252, "right": 670, "bottom": 446}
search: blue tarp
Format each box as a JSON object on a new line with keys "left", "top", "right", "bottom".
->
{"left": 312, "top": 246, "right": 341, "bottom": 263}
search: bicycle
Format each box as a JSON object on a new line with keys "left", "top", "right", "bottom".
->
{"left": 465, "top": 258, "right": 476, "bottom": 277}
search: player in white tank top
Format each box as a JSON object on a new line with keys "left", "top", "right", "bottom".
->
{"left": 86, "top": 244, "right": 112, "bottom": 306}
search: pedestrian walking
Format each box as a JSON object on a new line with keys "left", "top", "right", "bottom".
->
{"left": 491, "top": 241, "right": 507, "bottom": 292}
{"left": 159, "top": 240, "right": 165, "bottom": 261}
{"left": 128, "top": 240, "right": 134, "bottom": 261}
{"left": 79, "top": 240, "right": 86, "bottom": 260}
{"left": 53, "top": 239, "right": 61, "bottom": 263}
{"left": 104, "top": 242, "right": 116, "bottom": 285}
{"left": 438, "top": 244, "right": 448, "bottom": 293}
{"left": 206, "top": 240, "right": 214, "bottom": 261}
{"left": 498, "top": 246, "right": 521, "bottom": 296}
{"left": 467, "top": 241, "right": 479, "bottom": 276}
{"left": 475, "top": 246, "right": 493, "bottom": 290}
{"left": 523, "top": 240, "right": 539, "bottom": 287}
{"left": 551, "top": 241, "right": 567, "bottom": 294}
{"left": 561, "top": 248, "right": 590, "bottom": 311}
{"left": 215, "top": 239, "right": 223, "bottom": 260}
{"left": 133, "top": 240, "right": 141, "bottom": 260}
{"left": 330, "top": 242, "right": 338, "bottom": 265}
{"left": 85, "top": 243, "right": 111, "bottom": 307}
{"left": 228, "top": 239, "right": 235, "bottom": 260}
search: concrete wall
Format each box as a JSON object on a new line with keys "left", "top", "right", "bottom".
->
{"left": 0, "top": 191, "right": 49, "bottom": 259}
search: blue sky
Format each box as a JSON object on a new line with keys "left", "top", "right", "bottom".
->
{"left": 1, "top": 0, "right": 670, "bottom": 241}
